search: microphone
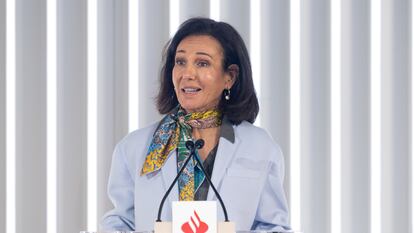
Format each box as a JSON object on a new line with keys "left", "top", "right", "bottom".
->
{"left": 185, "top": 140, "right": 195, "bottom": 151}
{"left": 189, "top": 139, "right": 230, "bottom": 222}
{"left": 184, "top": 139, "right": 204, "bottom": 151}
{"left": 195, "top": 139, "right": 204, "bottom": 149}
{"left": 156, "top": 139, "right": 230, "bottom": 223}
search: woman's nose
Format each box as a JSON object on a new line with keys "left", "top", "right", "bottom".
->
{"left": 182, "top": 64, "right": 196, "bottom": 79}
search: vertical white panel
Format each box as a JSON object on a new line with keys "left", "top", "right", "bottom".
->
{"left": 382, "top": 0, "right": 411, "bottom": 232}
{"left": 301, "top": 0, "right": 331, "bottom": 233}
{"left": 260, "top": 0, "right": 290, "bottom": 204}
{"left": 97, "top": 0, "right": 129, "bottom": 226}
{"left": 0, "top": 0, "right": 5, "bottom": 231}
{"left": 138, "top": 0, "right": 169, "bottom": 127}
{"left": 87, "top": 0, "right": 98, "bottom": 230}
{"left": 129, "top": 0, "right": 138, "bottom": 132}
{"left": 290, "top": 0, "right": 301, "bottom": 230}
{"left": 169, "top": 0, "right": 179, "bottom": 36}
{"left": 370, "top": 0, "right": 382, "bottom": 232}
{"left": 57, "top": 0, "right": 87, "bottom": 233}
{"left": 179, "top": 0, "right": 209, "bottom": 24}
{"left": 15, "top": 0, "right": 47, "bottom": 232}
{"left": 342, "top": 1, "right": 371, "bottom": 233}
{"left": 219, "top": 0, "right": 250, "bottom": 50}
{"left": 250, "top": 0, "right": 261, "bottom": 126}
{"left": 46, "top": 0, "right": 57, "bottom": 232}
{"left": 210, "top": 0, "right": 220, "bottom": 21}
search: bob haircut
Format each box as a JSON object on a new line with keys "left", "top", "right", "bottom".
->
{"left": 157, "top": 17, "right": 259, "bottom": 125}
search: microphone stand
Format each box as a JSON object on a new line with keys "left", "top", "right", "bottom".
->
{"left": 191, "top": 145, "right": 230, "bottom": 222}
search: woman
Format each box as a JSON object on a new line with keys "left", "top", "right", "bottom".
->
{"left": 100, "top": 17, "right": 290, "bottom": 232}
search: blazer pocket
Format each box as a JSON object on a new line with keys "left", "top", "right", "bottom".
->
{"left": 226, "top": 168, "right": 261, "bottom": 178}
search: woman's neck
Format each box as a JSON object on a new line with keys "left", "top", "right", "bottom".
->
{"left": 192, "top": 127, "right": 221, "bottom": 161}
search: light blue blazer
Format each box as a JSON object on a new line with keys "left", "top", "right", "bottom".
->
{"left": 100, "top": 120, "right": 290, "bottom": 232}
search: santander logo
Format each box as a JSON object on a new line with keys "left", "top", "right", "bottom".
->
{"left": 181, "top": 210, "right": 209, "bottom": 233}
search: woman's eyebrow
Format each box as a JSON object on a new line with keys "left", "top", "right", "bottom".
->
{"left": 196, "top": 52, "right": 213, "bottom": 58}
{"left": 175, "top": 49, "right": 213, "bottom": 59}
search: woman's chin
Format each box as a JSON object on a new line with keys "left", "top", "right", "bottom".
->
{"left": 181, "top": 106, "right": 201, "bottom": 113}
{"left": 179, "top": 99, "right": 219, "bottom": 113}
{"left": 180, "top": 104, "right": 207, "bottom": 113}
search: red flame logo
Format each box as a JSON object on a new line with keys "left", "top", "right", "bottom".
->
{"left": 181, "top": 210, "right": 209, "bottom": 233}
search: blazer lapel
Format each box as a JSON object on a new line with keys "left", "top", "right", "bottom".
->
{"left": 161, "top": 150, "right": 179, "bottom": 203}
{"left": 160, "top": 127, "right": 240, "bottom": 202}
{"left": 207, "top": 135, "right": 239, "bottom": 200}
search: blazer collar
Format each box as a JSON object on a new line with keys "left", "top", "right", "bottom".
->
{"left": 207, "top": 128, "right": 239, "bottom": 200}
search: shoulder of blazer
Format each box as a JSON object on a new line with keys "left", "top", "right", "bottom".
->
{"left": 235, "top": 121, "right": 276, "bottom": 145}
{"left": 115, "top": 121, "right": 160, "bottom": 158}
{"left": 234, "top": 121, "right": 284, "bottom": 164}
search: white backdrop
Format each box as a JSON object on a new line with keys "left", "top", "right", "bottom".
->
{"left": 1, "top": 0, "right": 413, "bottom": 233}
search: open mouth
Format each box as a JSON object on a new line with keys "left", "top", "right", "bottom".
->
{"left": 182, "top": 87, "right": 202, "bottom": 93}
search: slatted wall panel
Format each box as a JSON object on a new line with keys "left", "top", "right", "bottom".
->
{"left": 137, "top": 0, "right": 169, "bottom": 126}
{"left": 260, "top": 0, "right": 291, "bottom": 202}
{"left": 301, "top": 1, "right": 331, "bottom": 233}
{"left": 1, "top": 1, "right": 413, "bottom": 233}
{"left": 57, "top": 1, "right": 87, "bottom": 233}
{"left": 382, "top": 0, "right": 412, "bottom": 232}
{"left": 96, "top": 0, "right": 130, "bottom": 226}
{"left": 219, "top": 0, "right": 250, "bottom": 51}
{"left": 15, "top": 1, "right": 47, "bottom": 232}
{"left": 341, "top": 1, "right": 371, "bottom": 233}
{"left": 179, "top": 0, "right": 210, "bottom": 23}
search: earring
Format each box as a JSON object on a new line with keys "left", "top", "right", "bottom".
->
{"left": 224, "top": 89, "right": 231, "bottom": 100}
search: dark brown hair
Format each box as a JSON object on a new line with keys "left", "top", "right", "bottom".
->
{"left": 156, "top": 17, "right": 259, "bottom": 125}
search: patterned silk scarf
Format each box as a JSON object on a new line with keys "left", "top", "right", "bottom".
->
{"left": 141, "top": 106, "right": 222, "bottom": 201}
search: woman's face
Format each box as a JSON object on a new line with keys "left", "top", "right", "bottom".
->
{"left": 172, "top": 35, "right": 234, "bottom": 113}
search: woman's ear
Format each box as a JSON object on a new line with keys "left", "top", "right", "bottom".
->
{"left": 226, "top": 64, "right": 239, "bottom": 88}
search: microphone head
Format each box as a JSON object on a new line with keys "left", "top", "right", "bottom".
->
{"left": 195, "top": 139, "right": 205, "bottom": 149}
{"left": 185, "top": 140, "right": 195, "bottom": 150}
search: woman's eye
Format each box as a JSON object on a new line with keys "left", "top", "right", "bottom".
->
{"left": 175, "top": 59, "right": 185, "bottom": 65}
{"left": 197, "top": 61, "right": 209, "bottom": 67}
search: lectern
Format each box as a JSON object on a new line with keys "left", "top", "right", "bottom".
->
{"left": 154, "top": 221, "right": 236, "bottom": 233}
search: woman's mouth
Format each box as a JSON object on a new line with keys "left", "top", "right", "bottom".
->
{"left": 182, "top": 87, "right": 201, "bottom": 93}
